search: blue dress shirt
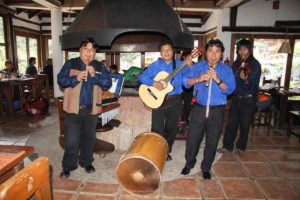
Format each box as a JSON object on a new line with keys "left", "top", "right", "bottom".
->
{"left": 57, "top": 58, "right": 112, "bottom": 106}
{"left": 183, "top": 60, "right": 236, "bottom": 106}
{"left": 138, "top": 58, "right": 189, "bottom": 96}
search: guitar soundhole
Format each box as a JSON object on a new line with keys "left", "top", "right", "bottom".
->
{"left": 147, "top": 88, "right": 157, "bottom": 100}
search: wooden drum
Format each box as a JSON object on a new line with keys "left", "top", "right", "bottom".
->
{"left": 115, "top": 132, "right": 168, "bottom": 195}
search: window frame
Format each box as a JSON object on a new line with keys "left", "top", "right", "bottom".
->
{"left": 14, "top": 28, "right": 41, "bottom": 71}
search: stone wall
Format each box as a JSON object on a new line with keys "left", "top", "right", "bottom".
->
{"left": 96, "top": 96, "right": 152, "bottom": 151}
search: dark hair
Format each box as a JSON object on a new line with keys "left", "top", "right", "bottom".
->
{"left": 236, "top": 39, "right": 253, "bottom": 51}
{"left": 80, "top": 37, "right": 98, "bottom": 50}
{"left": 29, "top": 57, "right": 36, "bottom": 64}
{"left": 110, "top": 64, "right": 118, "bottom": 71}
{"left": 159, "top": 39, "right": 173, "bottom": 50}
{"left": 180, "top": 50, "right": 192, "bottom": 61}
{"left": 5, "top": 60, "right": 12, "bottom": 65}
{"left": 205, "top": 39, "right": 225, "bottom": 53}
{"left": 236, "top": 39, "right": 254, "bottom": 59}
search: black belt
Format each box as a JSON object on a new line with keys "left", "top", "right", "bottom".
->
{"left": 196, "top": 104, "right": 225, "bottom": 109}
{"left": 233, "top": 94, "right": 254, "bottom": 99}
{"left": 79, "top": 105, "right": 92, "bottom": 110}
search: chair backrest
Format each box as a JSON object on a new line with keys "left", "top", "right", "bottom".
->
{"left": 263, "top": 77, "right": 281, "bottom": 88}
{"left": 0, "top": 157, "right": 51, "bottom": 200}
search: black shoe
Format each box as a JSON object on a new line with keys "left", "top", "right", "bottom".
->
{"left": 181, "top": 167, "right": 191, "bottom": 175}
{"left": 60, "top": 169, "right": 70, "bottom": 178}
{"left": 202, "top": 171, "right": 211, "bottom": 180}
{"left": 83, "top": 164, "right": 95, "bottom": 173}
{"left": 166, "top": 154, "right": 172, "bottom": 161}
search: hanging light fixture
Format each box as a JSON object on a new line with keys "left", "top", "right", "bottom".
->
{"left": 278, "top": 39, "right": 291, "bottom": 54}
{"left": 278, "top": 29, "right": 291, "bottom": 54}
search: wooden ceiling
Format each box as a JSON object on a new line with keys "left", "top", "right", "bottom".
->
{"left": 2, "top": 0, "right": 248, "bottom": 34}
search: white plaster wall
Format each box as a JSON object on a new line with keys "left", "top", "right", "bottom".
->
{"left": 237, "top": 0, "right": 300, "bottom": 26}
{"left": 203, "top": 10, "right": 219, "bottom": 31}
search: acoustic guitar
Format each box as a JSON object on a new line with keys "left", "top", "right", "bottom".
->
{"left": 139, "top": 48, "right": 199, "bottom": 109}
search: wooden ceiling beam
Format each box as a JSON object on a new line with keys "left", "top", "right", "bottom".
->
{"left": 201, "top": 12, "right": 212, "bottom": 24}
{"left": 28, "top": 10, "right": 43, "bottom": 19}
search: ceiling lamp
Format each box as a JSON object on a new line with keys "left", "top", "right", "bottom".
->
{"left": 278, "top": 40, "right": 291, "bottom": 54}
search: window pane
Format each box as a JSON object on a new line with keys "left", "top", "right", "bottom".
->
{"left": 95, "top": 53, "right": 105, "bottom": 61}
{"left": 68, "top": 52, "right": 79, "bottom": 59}
{"left": 145, "top": 52, "right": 160, "bottom": 68}
{"left": 291, "top": 40, "right": 300, "bottom": 88}
{"left": 120, "top": 53, "right": 141, "bottom": 73}
{"left": 16, "top": 36, "right": 27, "bottom": 75}
{"left": 254, "top": 39, "right": 287, "bottom": 86}
{"left": 0, "top": 46, "right": 6, "bottom": 71}
{"left": 0, "top": 17, "right": 5, "bottom": 43}
{"left": 29, "top": 38, "right": 38, "bottom": 68}
{"left": 48, "top": 39, "right": 52, "bottom": 59}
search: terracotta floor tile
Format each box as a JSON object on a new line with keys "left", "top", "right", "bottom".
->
{"left": 213, "top": 163, "right": 248, "bottom": 178}
{"left": 248, "top": 136, "right": 275, "bottom": 145}
{"left": 198, "top": 179, "right": 224, "bottom": 199}
{"left": 274, "top": 162, "right": 300, "bottom": 178}
{"left": 77, "top": 194, "right": 115, "bottom": 200}
{"left": 53, "top": 191, "right": 75, "bottom": 200}
{"left": 81, "top": 182, "right": 119, "bottom": 195}
{"left": 220, "top": 179, "right": 264, "bottom": 199}
{"left": 270, "top": 137, "right": 300, "bottom": 145}
{"left": 119, "top": 188, "right": 160, "bottom": 199}
{"left": 280, "top": 145, "right": 300, "bottom": 151}
{"left": 254, "top": 145, "right": 281, "bottom": 150}
{"left": 256, "top": 179, "right": 300, "bottom": 200}
{"left": 262, "top": 150, "right": 300, "bottom": 162}
{"left": 119, "top": 196, "right": 159, "bottom": 200}
{"left": 162, "top": 178, "right": 201, "bottom": 199}
{"left": 236, "top": 150, "right": 268, "bottom": 162}
{"left": 217, "top": 153, "right": 237, "bottom": 162}
{"left": 53, "top": 176, "right": 82, "bottom": 191}
{"left": 243, "top": 163, "right": 281, "bottom": 178}
{"left": 288, "top": 179, "right": 300, "bottom": 190}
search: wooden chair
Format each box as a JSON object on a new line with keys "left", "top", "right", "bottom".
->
{"left": 262, "top": 77, "right": 281, "bottom": 88}
{"left": 0, "top": 157, "right": 51, "bottom": 200}
{"left": 251, "top": 92, "right": 273, "bottom": 135}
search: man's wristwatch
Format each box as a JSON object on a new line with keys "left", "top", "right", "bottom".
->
{"left": 217, "top": 79, "right": 222, "bottom": 85}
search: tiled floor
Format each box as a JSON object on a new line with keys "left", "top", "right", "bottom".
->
{"left": 1, "top": 104, "right": 300, "bottom": 199}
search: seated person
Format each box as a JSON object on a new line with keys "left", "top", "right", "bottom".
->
{"left": 41, "top": 58, "right": 53, "bottom": 88}
{"left": 1, "top": 60, "right": 16, "bottom": 77}
{"left": 109, "top": 64, "right": 119, "bottom": 74}
{"left": 25, "top": 57, "right": 37, "bottom": 76}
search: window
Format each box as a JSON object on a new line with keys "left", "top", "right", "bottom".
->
{"left": 66, "top": 52, "right": 105, "bottom": 63}
{"left": 0, "top": 16, "right": 6, "bottom": 71}
{"left": 15, "top": 31, "right": 40, "bottom": 75}
{"left": 120, "top": 53, "right": 141, "bottom": 73}
{"left": 145, "top": 52, "right": 160, "bottom": 68}
{"left": 291, "top": 40, "right": 300, "bottom": 88}
{"left": 68, "top": 52, "right": 79, "bottom": 59}
{"left": 16, "top": 36, "right": 27, "bottom": 74}
{"left": 253, "top": 38, "right": 287, "bottom": 86}
{"left": 48, "top": 39, "right": 52, "bottom": 59}
{"left": 95, "top": 53, "right": 105, "bottom": 62}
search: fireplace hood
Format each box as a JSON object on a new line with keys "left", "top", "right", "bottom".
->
{"left": 61, "top": 0, "right": 194, "bottom": 51}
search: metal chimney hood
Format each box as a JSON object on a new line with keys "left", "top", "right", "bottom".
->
{"left": 61, "top": 0, "right": 194, "bottom": 51}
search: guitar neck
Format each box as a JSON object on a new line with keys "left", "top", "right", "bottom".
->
{"left": 164, "top": 61, "right": 187, "bottom": 83}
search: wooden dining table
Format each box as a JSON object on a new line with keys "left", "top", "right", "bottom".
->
{"left": 0, "top": 145, "right": 34, "bottom": 184}
{"left": 0, "top": 75, "right": 50, "bottom": 116}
